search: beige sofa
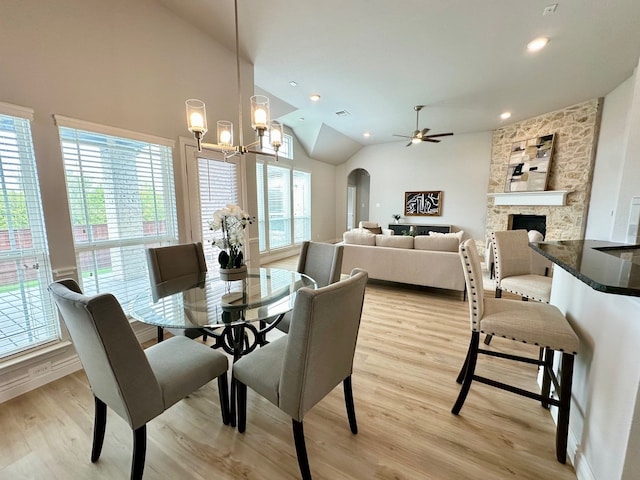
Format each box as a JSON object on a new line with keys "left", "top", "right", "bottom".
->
{"left": 340, "top": 230, "right": 466, "bottom": 297}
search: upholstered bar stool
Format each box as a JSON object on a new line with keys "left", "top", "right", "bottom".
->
{"left": 453, "top": 240, "right": 579, "bottom": 463}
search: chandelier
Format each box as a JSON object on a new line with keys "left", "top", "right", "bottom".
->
{"left": 185, "top": 0, "right": 283, "bottom": 160}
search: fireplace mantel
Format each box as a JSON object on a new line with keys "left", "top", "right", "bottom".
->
{"left": 487, "top": 190, "right": 570, "bottom": 206}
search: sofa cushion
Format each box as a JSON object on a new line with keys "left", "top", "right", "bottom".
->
{"left": 363, "top": 226, "right": 383, "bottom": 234}
{"left": 343, "top": 230, "right": 376, "bottom": 245}
{"left": 414, "top": 235, "right": 459, "bottom": 252}
{"left": 359, "top": 221, "right": 380, "bottom": 229}
{"left": 375, "top": 235, "right": 414, "bottom": 249}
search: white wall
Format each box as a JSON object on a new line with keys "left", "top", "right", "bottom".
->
{"left": 336, "top": 132, "right": 493, "bottom": 241}
{"left": 585, "top": 73, "right": 634, "bottom": 239}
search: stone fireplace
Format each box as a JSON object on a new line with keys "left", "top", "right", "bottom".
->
{"left": 509, "top": 214, "right": 547, "bottom": 238}
{"left": 484, "top": 99, "right": 603, "bottom": 254}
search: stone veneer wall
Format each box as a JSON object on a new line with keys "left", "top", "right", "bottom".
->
{"left": 484, "top": 98, "right": 603, "bottom": 252}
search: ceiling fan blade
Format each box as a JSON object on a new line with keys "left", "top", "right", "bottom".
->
{"left": 423, "top": 138, "right": 441, "bottom": 143}
{"left": 420, "top": 128, "right": 430, "bottom": 136}
{"left": 423, "top": 132, "right": 454, "bottom": 139}
{"left": 393, "top": 134, "right": 412, "bottom": 139}
{"left": 406, "top": 141, "right": 413, "bottom": 147}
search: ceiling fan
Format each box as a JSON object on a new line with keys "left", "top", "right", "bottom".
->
{"left": 393, "top": 105, "right": 454, "bottom": 147}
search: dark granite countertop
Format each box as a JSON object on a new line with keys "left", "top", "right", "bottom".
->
{"left": 530, "top": 240, "right": 640, "bottom": 297}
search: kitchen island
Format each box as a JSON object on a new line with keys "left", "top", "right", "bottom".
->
{"left": 530, "top": 240, "right": 640, "bottom": 480}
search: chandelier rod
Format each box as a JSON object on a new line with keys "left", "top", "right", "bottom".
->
{"left": 234, "top": 0, "right": 244, "bottom": 149}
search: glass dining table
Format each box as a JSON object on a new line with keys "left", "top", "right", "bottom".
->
{"left": 129, "top": 267, "right": 316, "bottom": 427}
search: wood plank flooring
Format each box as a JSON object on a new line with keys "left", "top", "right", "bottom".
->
{"left": 0, "top": 257, "right": 576, "bottom": 479}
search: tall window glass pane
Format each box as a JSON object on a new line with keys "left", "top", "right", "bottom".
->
{"left": 256, "top": 162, "right": 266, "bottom": 252}
{"left": 59, "top": 126, "right": 177, "bottom": 306}
{"left": 293, "top": 170, "right": 311, "bottom": 243}
{"left": 267, "top": 165, "right": 291, "bottom": 249}
{"left": 0, "top": 112, "right": 58, "bottom": 358}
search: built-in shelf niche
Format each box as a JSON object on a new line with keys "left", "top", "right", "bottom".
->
{"left": 487, "top": 190, "right": 570, "bottom": 206}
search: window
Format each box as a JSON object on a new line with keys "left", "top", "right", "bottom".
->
{"left": 0, "top": 106, "right": 58, "bottom": 359}
{"left": 56, "top": 117, "right": 177, "bottom": 306}
{"left": 260, "top": 131, "right": 293, "bottom": 159}
{"left": 194, "top": 154, "right": 241, "bottom": 267}
{"left": 256, "top": 161, "right": 311, "bottom": 253}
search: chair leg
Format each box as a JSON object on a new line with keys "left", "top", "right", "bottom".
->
{"left": 131, "top": 425, "right": 146, "bottom": 480}
{"left": 541, "top": 348, "right": 554, "bottom": 409}
{"left": 91, "top": 396, "right": 107, "bottom": 462}
{"left": 343, "top": 376, "right": 358, "bottom": 434}
{"left": 556, "top": 353, "right": 575, "bottom": 464}
{"left": 292, "top": 419, "right": 312, "bottom": 480}
{"left": 156, "top": 326, "right": 164, "bottom": 343}
{"left": 483, "top": 334, "right": 493, "bottom": 346}
{"left": 455, "top": 343, "right": 472, "bottom": 384}
{"left": 452, "top": 331, "right": 480, "bottom": 415}
{"left": 236, "top": 380, "right": 247, "bottom": 433}
{"left": 218, "top": 373, "right": 231, "bottom": 425}
{"left": 495, "top": 288, "right": 502, "bottom": 298}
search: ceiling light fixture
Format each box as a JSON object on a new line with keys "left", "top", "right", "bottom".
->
{"left": 363, "top": 132, "right": 371, "bottom": 138}
{"left": 527, "top": 37, "right": 549, "bottom": 52}
{"left": 185, "top": 0, "right": 282, "bottom": 160}
{"left": 310, "top": 93, "right": 321, "bottom": 102}
{"left": 500, "top": 111, "right": 512, "bottom": 120}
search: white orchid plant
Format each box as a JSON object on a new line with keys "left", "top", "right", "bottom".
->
{"left": 209, "top": 204, "right": 254, "bottom": 269}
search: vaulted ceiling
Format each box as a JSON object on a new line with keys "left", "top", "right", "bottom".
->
{"left": 156, "top": 0, "right": 640, "bottom": 164}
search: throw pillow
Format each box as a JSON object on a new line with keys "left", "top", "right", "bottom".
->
{"left": 364, "top": 226, "right": 383, "bottom": 234}
{"left": 428, "top": 230, "right": 464, "bottom": 242}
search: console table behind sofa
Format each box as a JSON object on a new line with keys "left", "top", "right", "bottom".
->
{"left": 388, "top": 224, "right": 452, "bottom": 236}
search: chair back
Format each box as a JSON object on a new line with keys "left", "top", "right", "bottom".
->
{"left": 459, "top": 240, "right": 485, "bottom": 332}
{"left": 296, "top": 241, "right": 344, "bottom": 288}
{"left": 279, "top": 269, "right": 368, "bottom": 421}
{"left": 491, "top": 230, "right": 532, "bottom": 284}
{"left": 146, "top": 242, "right": 207, "bottom": 285}
{"left": 48, "top": 279, "right": 164, "bottom": 429}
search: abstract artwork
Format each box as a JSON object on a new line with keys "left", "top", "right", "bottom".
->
{"left": 404, "top": 191, "right": 442, "bottom": 216}
{"left": 504, "top": 133, "right": 555, "bottom": 192}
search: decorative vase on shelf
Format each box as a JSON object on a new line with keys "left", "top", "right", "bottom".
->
{"left": 219, "top": 264, "right": 247, "bottom": 281}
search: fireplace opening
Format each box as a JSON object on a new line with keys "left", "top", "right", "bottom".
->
{"left": 508, "top": 214, "right": 547, "bottom": 238}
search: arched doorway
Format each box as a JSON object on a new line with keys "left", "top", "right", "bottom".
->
{"left": 346, "top": 168, "right": 370, "bottom": 230}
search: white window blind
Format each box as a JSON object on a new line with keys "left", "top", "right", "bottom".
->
{"left": 0, "top": 112, "right": 59, "bottom": 359}
{"left": 293, "top": 170, "right": 311, "bottom": 243}
{"left": 58, "top": 125, "right": 177, "bottom": 307}
{"left": 196, "top": 156, "right": 241, "bottom": 268}
{"left": 256, "top": 161, "right": 266, "bottom": 252}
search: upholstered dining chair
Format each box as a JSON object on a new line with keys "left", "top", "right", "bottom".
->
{"left": 146, "top": 242, "right": 208, "bottom": 341}
{"left": 275, "top": 240, "right": 344, "bottom": 334}
{"left": 233, "top": 269, "right": 368, "bottom": 480}
{"left": 453, "top": 240, "right": 579, "bottom": 463}
{"left": 48, "top": 279, "right": 230, "bottom": 480}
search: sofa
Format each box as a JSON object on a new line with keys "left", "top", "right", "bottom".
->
{"left": 340, "top": 229, "right": 466, "bottom": 297}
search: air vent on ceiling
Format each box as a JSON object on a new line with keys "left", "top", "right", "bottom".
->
{"left": 335, "top": 110, "right": 351, "bottom": 117}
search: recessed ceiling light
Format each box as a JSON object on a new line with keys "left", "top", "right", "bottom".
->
{"left": 500, "top": 112, "right": 512, "bottom": 120}
{"left": 289, "top": 81, "right": 298, "bottom": 87}
{"left": 310, "top": 93, "right": 321, "bottom": 102}
{"left": 363, "top": 132, "right": 371, "bottom": 138}
{"left": 527, "top": 37, "right": 549, "bottom": 52}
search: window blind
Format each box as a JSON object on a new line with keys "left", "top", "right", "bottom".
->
{"left": 196, "top": 156, "right": 240, "bottom": 268}
{"left": 0, "top": 112, "right": 59, "bottom": 359}
{"left": 256, "top": 161, "right": 266, "bottom": 252}
{"left": 293, "top": 170, "right": 311, "bottom": 243}
{"left": 58, "top": 126, "right": 177, "bottom": 307}
{"left": 267, "top": 164, "right": 291, "bottom": 249}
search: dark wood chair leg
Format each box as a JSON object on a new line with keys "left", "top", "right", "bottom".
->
{"left": 541, "top": 348, "right": 554, "bottom": 409}
{"left": 456, "top": 343, "right": 472, "bottom": 384}
{"left": 218, "top": 373, "right": 230, "bottom": 425}
{"left": 292, "top": 419, "right": 312, "bottom": 480}
{"left": 343, "top": 376, "right": 358, "bottom": 434}
{"left": 91, "top": 396, "right": 107, "bottom": 462}
{"left": 556, "top": 353, "right": 575, "bottom": 464}
{"left": 483, "top": 334, "right": 493, "bottom": 346}
{"left": 132, "top": 425, "right": 146, "bottom": 480}
{"left": 236, "top": 380, "right": 247, "bottom": 433}
{"left": 495, "top": 288, "right": 502, "bottom": 298}
{"left": 156, "top": 326, "right": 164, "bottom": 343}
{"left": 452, "top": 331, "right": 480, "bottom": 415}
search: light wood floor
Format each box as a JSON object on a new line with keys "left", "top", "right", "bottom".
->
{"left": 0, "top": 257, "right": 576, "bottom": 479}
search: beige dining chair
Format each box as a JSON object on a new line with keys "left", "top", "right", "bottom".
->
{"left": 275, "top": 241, "right": 344, "bottom": 333}
{"left": 233, "top": 269, "right": 368, "bottom": 480}
{"left": 146, "top": 242, "right": 208, "bottom": 341}
{"left": 453, "top": 240, "right": 579, "bottom": 463}
{"left": 48, "top": 279, "right": 230, "bottom": 480}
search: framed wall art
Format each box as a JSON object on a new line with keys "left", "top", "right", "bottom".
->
{"left": 404, "top": 191, "right": 442, "bottom": 216}
{"left": 504, "top": 133, "right": 555, "bottom": 192}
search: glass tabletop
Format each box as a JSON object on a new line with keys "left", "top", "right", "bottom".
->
{"left": 129, "top": 267, "right": 317, "bottom": 329}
